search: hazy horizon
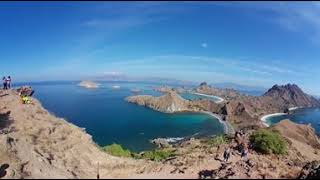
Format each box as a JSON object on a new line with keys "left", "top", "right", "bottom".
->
{"left": 1, "top": 2, "right": 320, "bottom": 95}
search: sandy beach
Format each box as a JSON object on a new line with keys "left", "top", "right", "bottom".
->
{"left": 260, "top": 113, "right": 287, "bottom": 127}
{"left": 201, "top": 111, "right": 235, "bottom": 135}
{"left": 191, "top": 92, "right": 224, "bottom": 103}
{"left": 288, "top": 106, "right": 303, "bottom": 111}
{"left": 260, "top": 106, "right": 305, "bottom": 127}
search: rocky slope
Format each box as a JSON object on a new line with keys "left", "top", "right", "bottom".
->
{"left": 0, "top": 89, "right": 158, "bottom": 179}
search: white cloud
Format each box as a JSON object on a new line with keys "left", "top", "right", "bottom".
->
{"left": 201, "top": 43, "right": 208, "bottom": 48}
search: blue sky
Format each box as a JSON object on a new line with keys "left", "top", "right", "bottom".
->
{"left": 1, "top": 2, "right": 320, "bottom": 95}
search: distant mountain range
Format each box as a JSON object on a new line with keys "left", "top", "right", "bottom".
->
{"left": 92, "top": 74, "right": 198, "bottom": 87}
{"left": 211, "top": 82, "right": 267, "bottom": 92}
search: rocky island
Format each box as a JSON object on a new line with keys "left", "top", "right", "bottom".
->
{"left": 126, "top": 83, "right": 320, "bottom": 131}
{"left": 78, "top": 81, "right": 100, "bottom": 89}
{"left": 126, "top": 91, "right": 196, "bottom": 113}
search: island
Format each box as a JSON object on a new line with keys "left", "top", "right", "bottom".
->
{"left": 126, "top": 83, "right": 320, "bottom": 131}
{"left": 78, "top": 80, "right": 100, "bottom": 89}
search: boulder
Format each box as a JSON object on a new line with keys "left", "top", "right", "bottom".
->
{"left": 150, "top": 138, "right": 172, "bottom": 148}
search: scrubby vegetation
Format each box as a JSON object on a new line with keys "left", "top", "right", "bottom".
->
{"left": 102, "top": 144, "right": 176, "bottom": 162}
{"left": 137, "top": 149, "right": 176, "bottom": 162}
{"left": 205, "top": 135, "right": 230, "bottom": 147}
{"left": 101, "top": 144, "right": 132, "bottom": 158}
{"left": 250, "top": 129, "right": 287, "bottom": 155}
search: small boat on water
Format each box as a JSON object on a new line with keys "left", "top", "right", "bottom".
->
{"left": 112, "top": 85, "right": 120, "bottom": 89}
{"left": 131, "top": 88, "right": 142, "bottom": 93}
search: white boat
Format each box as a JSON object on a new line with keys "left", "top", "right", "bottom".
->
{"left": 131, "top": 88, "right": 142, "bottom": 93}
{"left": 112, "top": 85, "right": 120, "bottom": 89}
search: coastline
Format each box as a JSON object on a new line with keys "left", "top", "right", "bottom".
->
{"left": 260, "top": 106, "right": 305, "bottom": 127}
{"left": 200, "top": 111, "right": 235, "bottom": 135}
{"left": 260, "top": 113, "right": 287, "bottom": 127}
{"left": 190, "top": 92, "right": 225, "bottom": 103}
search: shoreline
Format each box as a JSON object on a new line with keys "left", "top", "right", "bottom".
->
{"left": 190, "top": 92, "right": 225, "bottom": 103}
{"left": 260, "top": 106, "right": 306, "bottom": 127}
{"left": 260, "top": 113, "right": 287, "bottom": 127}
{"left": 200, "top": 111, "right": 235, "bottom": 135}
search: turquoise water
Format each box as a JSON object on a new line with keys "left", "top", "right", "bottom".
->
{"left": 266, "top": 108, "right": 320, "bottom": 134}
{"left": 179, "top": 92, "right": 221, "bottom": 102}
{"left": 31, "top": 82, "right": 224, "bottom": 152}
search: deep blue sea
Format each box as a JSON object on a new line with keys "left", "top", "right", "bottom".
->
{"left": 23, "top": 81, "right": 224, "bottom": 152}
{"left": 266, "top": 108, "right": 320, "bottom": 134}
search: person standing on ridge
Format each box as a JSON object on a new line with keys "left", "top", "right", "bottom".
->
{"left": 2, "top": 77, "right": 7, "bottom": 90}
{"left": 6, "top": 76, "right": 11, "bottom": 89}
{"left": 223, "top": 147, "right": 231, "bottom": 162}
{"left": 241, "top": 144, "right": 249, "bottom": 162}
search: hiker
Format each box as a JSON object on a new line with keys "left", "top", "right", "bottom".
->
{"left": 240, "top": 130, "right": 244, "bottom": 136}
{"left": 2, "top": 77, "right": 7, "bottom": 90}
{"left": 6, "top": 76, "right": 11, "bottom": 89}
{"left": 215, "top": 145, "right": 221, "bottom": 160}
{"left": 22, "top": 95, "right": 31, "bottom": 104}
{"left": 17, "top": 86, "right": 35, "bottom": 104}
{"left": 223, "top": 147, "right": 231, "bottom": 162}
{"left": 241, "top": 144, "right": 249, "bottom": 162}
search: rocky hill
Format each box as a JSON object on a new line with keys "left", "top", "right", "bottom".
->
{"left": 126, "top": 91, "right": 195, "bottom": 113}
{"left": 263, "top": 84, "right": 320, "bottom": 107}
{"left": 196, "top": 82, "right": 242, "bottom": 101}
{"left": 192, "top": 83, "right": 320, "bottom": 130}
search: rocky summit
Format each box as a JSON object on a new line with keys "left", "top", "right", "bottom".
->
{"left": 263, "top": 84, "right": 320, "bottom": 107}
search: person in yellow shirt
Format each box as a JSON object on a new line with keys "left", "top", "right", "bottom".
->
{"left": 22, "top": 96, "right": 31, "bottom": 104}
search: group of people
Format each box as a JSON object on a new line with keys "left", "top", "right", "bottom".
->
{"left": 221, "top": 130, "right": 250, "bottom": 163}
{"left": 2, "top": 76, "right": 11, "bottom": 90}
{"left": 17, "top": 86, "right": 35, "bottom": 104}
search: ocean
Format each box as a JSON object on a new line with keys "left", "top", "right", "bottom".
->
{"left": 266, "top": 107, "right": 320, "bottom": 134}
{"left": 25, "top": 81, "right": 224, "bottom": 152}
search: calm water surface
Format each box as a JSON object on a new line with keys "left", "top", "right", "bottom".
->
{"left": 30, "top": 82, "right": 224, "bottom": 152}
